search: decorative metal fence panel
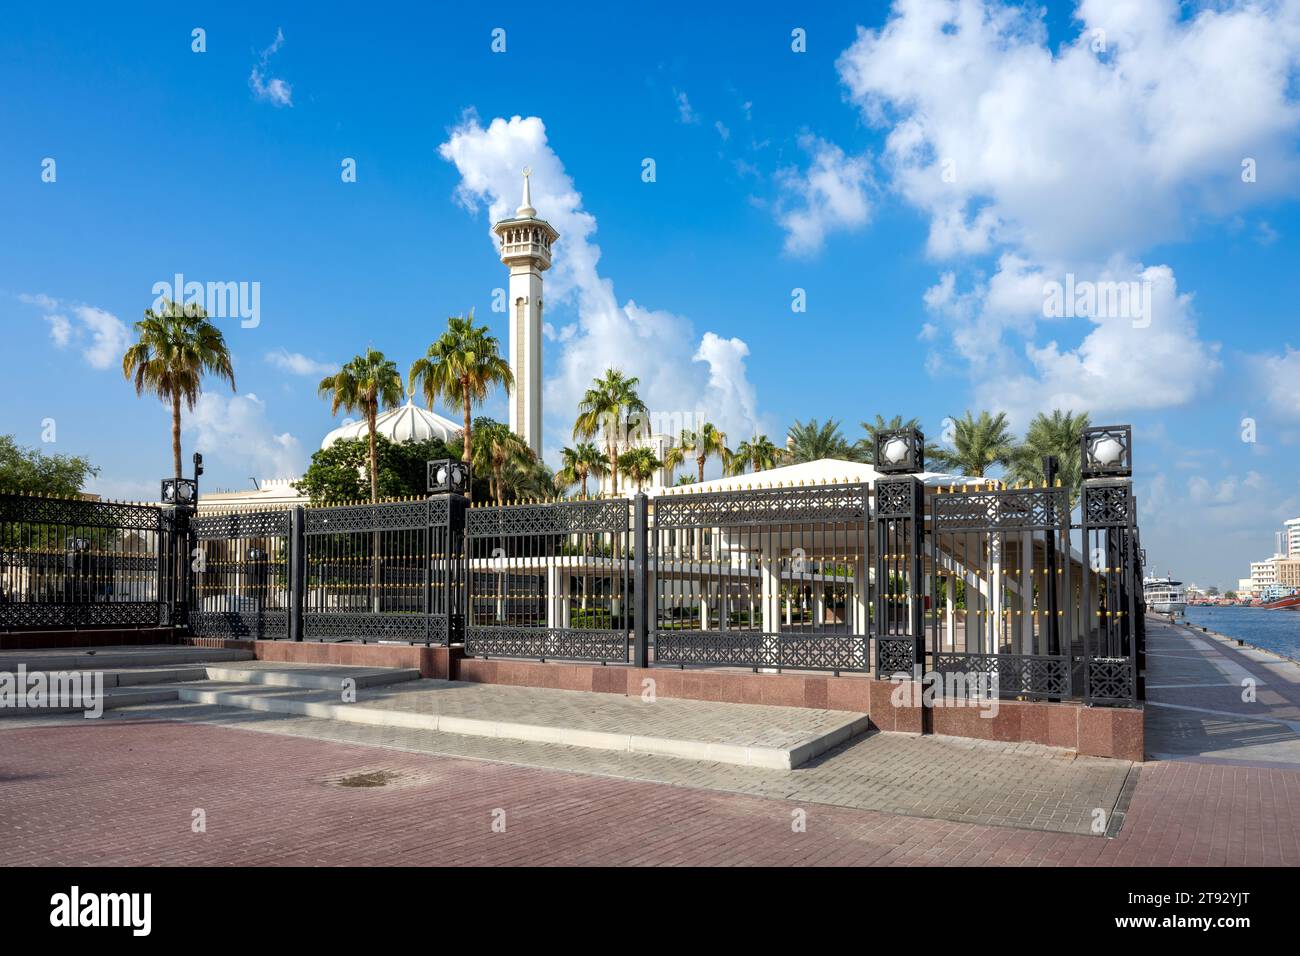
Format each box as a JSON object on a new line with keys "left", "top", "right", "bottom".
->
{"left": 927, "top": 483, "right": 1073, "bottom": 700}
{"left": 1079, "top": 479, "right": 1140, "bottom": 704}
{"left": 0, "top": 492, "right": 174, "bottom": 630}
{"left": 464, "top": 499, "right": 632, "bottom": 663}
{"left": 874, "top": 476, "right": 924, "bottom": 678}
{"left": 301, "top": 497, "right": 464, "bottom": 644}
{"left": 650, "top": 483, "right": 870, "bottom": 673}
{"left": 190, "top": 508, "right": 292, "bottom": 640}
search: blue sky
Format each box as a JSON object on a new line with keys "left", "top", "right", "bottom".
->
{"left": 3, "top": 0, "right": 1300, "bottom": 589}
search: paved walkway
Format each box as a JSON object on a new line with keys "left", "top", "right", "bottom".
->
{"left": 1, "top": 718, "right": 1294, "bottom": 866}
{"left": 37, "top": 696, "right": 1129, "bottom": 834}
{"left": 1144, "top": 617, "right": 1300, "bottom": 767}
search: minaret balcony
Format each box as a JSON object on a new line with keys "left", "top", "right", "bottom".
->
{"left": 498, "top": 239, "right": 553, "bottom": 268}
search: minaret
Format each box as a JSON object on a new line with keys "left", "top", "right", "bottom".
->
{"left": 492, "top": 168, "right": 558, "bottom": 458}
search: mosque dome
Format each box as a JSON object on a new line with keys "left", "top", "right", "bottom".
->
{"left": 321, "top": 399, "right": 462, "bottom": 450}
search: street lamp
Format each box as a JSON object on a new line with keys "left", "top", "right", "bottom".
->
{"left": 427, "top": 458, "right": 471, "bottom": 495}
{"left": 874, "top": 427, "right": 925, "bottom": 475}
{"left": 1080, "top": 425, "right": 1132, "bottom": 479}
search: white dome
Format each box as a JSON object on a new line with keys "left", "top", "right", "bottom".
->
{"left": 321, "top": 400, "right": 462, "bottom": 450}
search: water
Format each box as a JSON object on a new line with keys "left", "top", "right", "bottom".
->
{"left": 1182, "top": 605, "right": 1300, "bottom": 660}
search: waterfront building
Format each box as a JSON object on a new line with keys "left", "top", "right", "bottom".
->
{"left": 1285, "top": 517, "right": 1300, "bottom": 559}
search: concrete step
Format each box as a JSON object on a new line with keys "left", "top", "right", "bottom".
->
{"left": 0, "top": 646, "right": 255, "bottom": 672}
{"left": 172, "top": 678, "right": 870, "bottom": 770}
{"left": 1, "top": 684, "right": 181, "bottom": 717}
{"left": 202, "top": 663, "right": 420, "bottom": 691}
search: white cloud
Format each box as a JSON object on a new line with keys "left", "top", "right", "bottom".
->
{"left": 674, "top": 89, "right": 699, "bottom": 125}
{"left": 26, "top": 294, "right": 130, "bottom": 370}
{"left": 838, "top": 0, "right": 1300, "bottom": 265}
{"left": 186, "top": 392, "right": 305, "bottom": 479}
{"left": 265, "top": 348, "right": 334, "bottom": 377}
{"left": 774, "top": 135, "right": 873, "bottom": 257}
{"left": 438, "top": 114, "right": 767, "bottom": 455}
{"left": 832, "top": 0, "right": 1300, "bottom": 418}
{"left": 1252, "top": 346, "right": 1300, "bottom": 421}
{"left": 250, "top": 28, "right": 293, "bottom": 107}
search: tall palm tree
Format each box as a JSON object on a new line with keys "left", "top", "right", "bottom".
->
{"left": 1008, "top": 410, "right": 1091, "bottom": 502}
{"left": 318, "top": 348, "right": 405, "bottom": 503}
{"left": 668, "top": 422, "right": 729, "bottom": 483}
{"left": 729, "top": 434, "right": 782, "bottom": 475}
{"left": 930, "top": 410, "right": 1016, "bottom": 478}
{"left": 122, "top": 300, "right": 236, "bottom": 480}
{"left": 557, "top": 442, "right": 608, "bottom": 497}
{"left": 573, "top": 369, "right": 647, "bottom": 495}
{"left": 617, "top": 446, "right": 663, "bottom": 492}
{"left": 409, "top": 312, "right": 513, "bottom": 500}
{"left": 785, "top": 418, "right": 854, "bottom": 463}
{"left": 856, "top": 415, "right": 945, "bottom": 465}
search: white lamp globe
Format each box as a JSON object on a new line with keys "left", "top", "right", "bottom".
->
{"left": 1090, "top": 435, "right": 1124, "bottom": 468}
{"left": 881, "top": 436, "right": 910, "bottom": 466}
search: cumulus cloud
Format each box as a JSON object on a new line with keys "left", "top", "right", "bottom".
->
{"left": 24, "top": 293, "right": 130, "bottom": 370}
{"left": 186, "top": 392, "right": 305, "bottom": 479}
{"left": 774, "top": 135, "right": 873, "bottom": 256}
{"left": 265, "top": 348, "right": 334, "bottom": 377}
{"left": 438, "top": 113, "right": 766, "bottom": 456}
{"left": 250, "top": 28, "right": 292, "bottom": 107}
{"left": 833, "top": 0, "right": 1300, "bottom": 418}
{"left": 1252, "top": 346, "right": 1300, "bottom": 421}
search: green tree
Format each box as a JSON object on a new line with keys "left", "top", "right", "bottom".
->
{"left": 0, "top": 436, "right": 99, "bottom": 497}
{"left": 408, "top": 312, "right": 513, "bottom": 501}
{"left": 728, "top": 434, "right": 783, "bottom": 475}
{"left": 317, "top": 349, "right": 405, "bottom": 504}
{"left": 466, "top": 419, "right": 535, "bottom": 505}
{"left": 617, "top": 446, "right": 663, "bottom": 491}
{"left": 573, "top": 369, "right": 648, "bottom": 495}
{"left": 930, "top": 410, "right": 1016, "bottom": 477}
{"left": 556, "top": 442, "right": 609, "bottom": 497}
{"left": 785, "top": 418, "right": 855, "bottom": 463}
{"left": 1007, "top": 409, "right": 1091, "bottom": 501}
{"left": 122, "top": 300, "right": 236, "bottom": 480}
{"left": 666, "top": 422, "right": 728, "bottom": 482}
{"left": 293, "top": 435, "right": 456, "bottom": 505}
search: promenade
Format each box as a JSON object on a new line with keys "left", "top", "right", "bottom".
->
{"left": 1, "top": 617, "right": 1297, "bottom": 866}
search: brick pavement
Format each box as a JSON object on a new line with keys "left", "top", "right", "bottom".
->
{"left": 1, "top": 719, "right": 1295, "bottom": 865}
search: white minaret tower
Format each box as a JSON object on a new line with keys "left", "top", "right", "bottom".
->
{"left": 492, "top": 168, "right": 558, "bottom": 458}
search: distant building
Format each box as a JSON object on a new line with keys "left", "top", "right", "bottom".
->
{"left": 1276, "top": 558, "right": 1300, "bottom": 591}
{"left": 1285, "top": 517, "right": 1300, "bottom": 559}
{"left": 1237, "top": 577, "right": 1256, "bottom": 596}
{"left": 1250, "top": 558, "right": 1280, "bottom": 593}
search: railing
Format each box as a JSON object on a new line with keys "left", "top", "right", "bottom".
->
{"left": 650, "top": 483, "right": 870, "bottom": 673}
{"left": 0, "top": 474, "right": 1146, "bottom": 706}
{"left": 464, "top": 498, "right": 632, "bottom": 663}
{"left": 0, "top": 492, "right": 179, "bottom": 630}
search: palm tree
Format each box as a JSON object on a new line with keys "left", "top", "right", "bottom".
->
{"left": 617, "top": 446, "right": 663, "bottom": 492}
{"left": 1008, "top": 410, "right": 1091, "bottom": 502}
{"left": 930, "top": 410, "right": 1016, "bottom": 478}
{"left": 573, "top": 369, "right": 648, "bottom": 495}
{"left": 471, "top": 420, "right": 535, "bottom": 505}
{"left": 785, "top": 418, "right": 854, "bottom": 463}
{"left": 668, "top": 422, "right": 729, "bottom": 483}
{"left": 318, "top": 348, "right": 405, "bottom": 503}
{"left": 409, "top": 312, "right": 513, "bottom": 501}
{"left": 557, "top": 442, "right": 608, "bottom": 497}
{"left": 730, "top": 434, "right": 782, "bottom": 475}
{"left": 122, "top": 300, "right": 236, "bottom": 480}
{"left": 856, "top": 415, "right": 945, "bottom": 465}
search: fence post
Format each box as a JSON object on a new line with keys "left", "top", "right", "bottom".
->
{"left": 873, "top": 475, "right": 924, "bottom": 680}
{"left": 633, "top": 492, "right": 649, "bottom": 668}
{"left": 289, "top": 505, "right": 305, "bottom": 642}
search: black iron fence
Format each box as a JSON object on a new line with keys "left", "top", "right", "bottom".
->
{"left": 0, "top": 492, "right": 183, "bottom": 630}
{"left": 1, "top": 437, "right": 1146, "bottom": 707}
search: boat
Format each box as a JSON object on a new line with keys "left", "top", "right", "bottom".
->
{"left": 1144, "top": 576, "right": 1187, "bottom": 615}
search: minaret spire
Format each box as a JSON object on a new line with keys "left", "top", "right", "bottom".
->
{"left": 517, "top": 166, "right": 536, "bottom": 217}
